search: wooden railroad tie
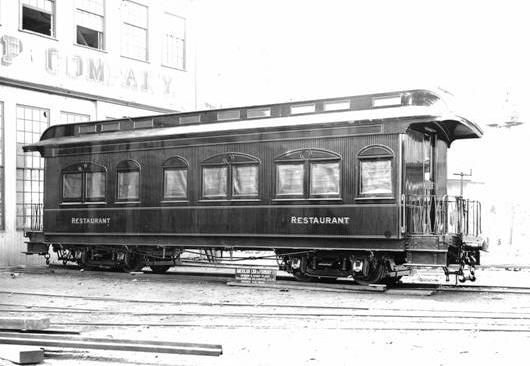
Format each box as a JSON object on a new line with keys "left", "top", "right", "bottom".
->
{"left": 0, "top": 317, "right": 50, "bottom": 331}
{"left": 0, "top": 332, "right": 222, "bottom": 357}
{"left": 0, "top": 345, "right": 44, "bottom": 365}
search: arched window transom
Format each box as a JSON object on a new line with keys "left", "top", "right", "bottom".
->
{"left": 61, "top": 162, "right": 106, "bottom": 203}
{"left": 275, "top": 149, "right": 341, "bottom": 198}
{"left": 163, "top": 156, "right": 188, "bottom": 200}
{"left": 201, "top": 153, "right": 259, "bottom": 199}
{"left": 358, "top": 145, "right": 393, "bottom": 197}
{"left": 116, "top": 160, "right": 140, "bottom": 201}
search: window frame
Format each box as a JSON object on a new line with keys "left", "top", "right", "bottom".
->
{"left": 60, "top": 162, "right": 107, "bottom": 204}
{"left": 162, "top": 156, "right": 188, "bottom": 201}
{"left": 116, "top": 160, "right": 141, "bottom": 202}
{"left": 357, "top": 145, "right": 394, "bottom": 199}
{"left": 20, "top": 0, "right": 56, "bottom": 38}
{"left": 161, "top": 12, "right": 186, "bottom": 71}
{"left": 201, "top": 153, "right": 260, "bottom": 201}
{"left": 120, "top": 0, "right": 149, "bottom": 62}
{"left": 16, "top": 104, "right": 49, "bottom": 230}
{"left": 75, "top": 0, "right": 106, "bottom": 51}
{"left": 274, "top": 149, "right": 342, "bottom": 200}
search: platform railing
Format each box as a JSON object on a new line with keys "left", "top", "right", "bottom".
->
{"left": 405, "top": 195, "right": 481, "bottom": 237}
{"left": 20, "top": 203, "right": 43, "bottom": 232}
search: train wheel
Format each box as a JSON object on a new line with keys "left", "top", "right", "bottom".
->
{"left": 149, "top": 265, "right": 171, "bottom": 274}
{"left": 122, "top": 253, "right": 145, "bottom": 272}
{"left": 353, "top": 259, "right": 385, "bottom": 285}
{"left": 292, "top": 270, "right": 314, "bottom": 282}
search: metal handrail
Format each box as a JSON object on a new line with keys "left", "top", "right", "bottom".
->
{"left": 404, "top": 195, "right": 481, "bottom": 237}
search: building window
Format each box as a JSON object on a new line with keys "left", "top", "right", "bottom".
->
{"left": 0, "top": 102, "right": 4, "bottom": 230}
{"left": 163, "top": 157, "right": 188, "bottom": 200}
{"left": 61, "top": 163, "right": 106, "bottom": 203}
{"left": 275, "top": 149, "right": 341, "bottom": 199}
{"left": 116, "top": 160, "right": 140, "bottom": 200}
{"left": 76, "top": 0, "right": 105, "bottom": 50}
{"left": 21, "top": 0, "right": 55, "bottom": 37}
{"left": 16, "top": 105, "right": 49, "bottom": 229}
{"left": 60, "top": 111, "right": 90, "bottom": 124}
{"left": 358, "top": 145, "right": 394, "bottom": 197}
{"left": 162, "top": 13, "right": 185, "bottom": 70}
{"left": 201, "top": 153, "right": 259, "bottom": 200}
{"left": 121, "top": 0, "right": 148, "bottom": 61}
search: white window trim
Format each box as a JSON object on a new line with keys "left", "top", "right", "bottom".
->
{"left": 121, "top": 0, "right": 149, "bottom": 62}
{"left": 75, "top": 0, "right": 106, "bottom": 51}
{"left": 19, "top": 0, "right": 57, "bottom": 39}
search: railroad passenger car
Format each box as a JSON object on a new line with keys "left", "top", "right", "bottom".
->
{"left": 23, "top": 89, "right": 485, "bottom": 284}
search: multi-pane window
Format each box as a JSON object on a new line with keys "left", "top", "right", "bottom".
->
{"left": 121, "top": 1, "right": 148, "bottom": 61}
{"left": 61, "top": 163, "right": 106, "bottom": 202}
{"left": 201, "top": 153, "right": 259, "bottom": 200}
{"left": 275, "top": 149, "right": 341, "bottom": 199}
{"left": 16, "top": 105, "right": 49, "bottom": 229}
{"left": 0, "top": 102, "right": 4, "bottom": 230}
{"left": 60, "top": 111, "right": 90, "bottom": 124}
{"left": 116, "top": 160, "right": 140, "bottom": 200}
{"left": 162, "top": 13, "right": 185, "bottom": 70}
{"left": 21, "top": 0, "right": 55, "bottom": 37}
{"left": 76, "top": 0, "right": 105, "bottom": 50}
{"left": 163, "top": 157, "right": 188, "bottom": 200}
{"left": 358, "top": 145, "right": 393, "bottom": 197}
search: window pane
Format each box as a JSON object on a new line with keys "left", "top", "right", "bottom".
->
{"left": 310, "top": 162, "right": 340, "bottom": 195}
{"left": 121, "top": 23, "right": 147, "bottom": 60}
{"left": 360, "top": 160, "right": 392, "bottom": 195}
{"left": 164, "top": 169, "right": 187, "bottom": 199}
{"left": 117, "top": 171, "right": 139, "bottom": 200}
{"left": 202, "top": 167, "right": 227, "bottom": 198}
{"left": 277, "top": 164, "right": 304, "bottom": 195}
{"left": 162, "top": 13, "right": 185, "bottom": 69}
{"left": 86, "top": 171, "right": 106, "bottom": 200}
{"left": 232, "top": 165, "right": 258, "bottom": 197}
{"left": 63, "top": 173, "right": 82, "bottom": 199}
{"left": 22, "top": 6, "right": 53, "bottom": 36}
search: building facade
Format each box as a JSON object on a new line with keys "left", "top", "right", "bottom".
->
{"left": 0, "top": 0, "right": 195, "bottom": 267}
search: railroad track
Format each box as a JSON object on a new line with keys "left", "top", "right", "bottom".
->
{"left": 2, "top": 290, "right": 530, "bottom": 332}
{"left": 4, "top": 264, "right": 530, "bottom": 296}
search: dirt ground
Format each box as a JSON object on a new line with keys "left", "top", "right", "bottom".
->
{"left": 1, "top": 266, "right": 530, "bottom": 366}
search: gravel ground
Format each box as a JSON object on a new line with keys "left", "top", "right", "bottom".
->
{"left": 1, "top": 266, "right": 530, "bottom": 366}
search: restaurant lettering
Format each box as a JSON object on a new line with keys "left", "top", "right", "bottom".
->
{"left": 71, "top": 217, "right": 111, "bottom": 225}
{"left": 290, "top": 216, "right": 351, "bottom": 225}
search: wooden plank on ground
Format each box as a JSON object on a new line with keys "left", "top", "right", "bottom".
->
{"left": 226, "top": 281, "right": 386, "bottom": 293}
{"left": 0, "top": 317, "right": 50, "bottom": 331}
{"left": 0, "top": 332, "right": 222, "bottom": 357}
{"left": 0, "top": 345, "right": 44, "bottom": 365}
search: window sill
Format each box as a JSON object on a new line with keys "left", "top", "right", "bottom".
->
{"left": 198, "top": 199, "right": 261, "bottom": 203}
{"left": 115, "top": 201, "right": 141, "bottom": 204}
{"left": 19, "top": 29, "right": 58, "bottom": 41}
{"left": 60, "top": 201, "right": 107, "bottom": 206}
{"left": 120, "top": 55, "right": 150, "bottom": 64}
{"left": 161, "top": 200, "right": 189, "bottom": 204}
{"left": 73, "top": 43, "right": 107, "bottom": 53}
{"left": 355, "top": 196, "right": 395, "bottom": 201}
{"left": 272, "top": 198, "right": 343, "bottom": 202}
{"left": 161, "top": 63, "right": 186, "bottom": 72}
